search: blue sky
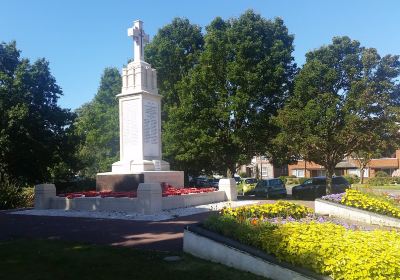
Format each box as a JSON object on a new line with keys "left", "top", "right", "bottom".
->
{"left": 1, "top": 0, "right": 399, "bottom": 110}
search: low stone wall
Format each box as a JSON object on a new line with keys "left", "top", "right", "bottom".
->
{"left": 35, "top": 179, "right": 237, "bottom": 214}
{"left": 184, "top": 225, "right": 330, "bottom": 280}
{"left": 162, "top": 191, "right": 225, "bottom": 210}
{"left": 315, "top": 199, "right": 400, "bottom": 228}
{"left": 50, "top": 196, "right": 138, "bottom": 212}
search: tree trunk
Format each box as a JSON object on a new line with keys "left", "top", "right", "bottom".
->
{"left": 184, "top": 168, "right": 189, "bottom": 186}
{"left": 227, "top": 164, "right": 236, "bottom": 178}
{"left": 304, "top": 160, "right": 307, "bottom": 178}
{"left": 326, "top": 167, "right": 334, "bottom": 195}
{"left": 360, "top": 167, "right": 365, "bottom": 184}
{"left": 226, "top": 168, "right": 232, "bottom": 178}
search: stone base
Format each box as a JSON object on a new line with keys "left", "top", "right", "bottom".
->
{"left": 111, "top": 159, "right": 170, "bottom": 173}
{"left": 96, "top": 171, "right": 184, "bottom": 192}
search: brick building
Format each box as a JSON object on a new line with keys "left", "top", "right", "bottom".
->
{"left": 288, "top": 150, "right": 400, "bottom": 178}
{"left": 238, "top": 156, "right": 288, "bottom": 179}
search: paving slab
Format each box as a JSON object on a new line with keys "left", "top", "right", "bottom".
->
{"left": 0, "top": 198, "right": 313, "bottom": 252}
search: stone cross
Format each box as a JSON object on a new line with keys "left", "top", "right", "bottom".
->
{"left": 127, "top": 20, "right": 149, "bottom": 62}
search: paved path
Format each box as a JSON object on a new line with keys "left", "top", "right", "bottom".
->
{"left": 0, "top": 210, "right": 213, "bottom": 252}
{"left": 0, "top": 198, "right": 314, "bottom": 252}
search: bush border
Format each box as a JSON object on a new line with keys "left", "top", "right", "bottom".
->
{"left": 184, "top": 224, "right": 331, "bottom": 280}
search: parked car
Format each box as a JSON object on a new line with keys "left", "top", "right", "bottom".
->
{"left": 254, "top": 178, "right": 287, "bottom": 198}
{"left": 291, "top": 176, "right": 350, "bottom": 200}
{"left": 242, "top": 178, "right": 258, "bottom": 185}
{"left": 239, "top": 178, "right": 258, "bottom": 194}
{"left": 189, "top": 177, "right": 210, "bottom": 188}
{"left": 233, "top": 176, "right": 241, "bottom": 185}
{"left": 208, "top": 178, "right": 220, "bottom": 188}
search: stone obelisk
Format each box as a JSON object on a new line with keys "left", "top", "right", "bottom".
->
{"left": 96, "top": 20, "right": 183, "bottom": 191}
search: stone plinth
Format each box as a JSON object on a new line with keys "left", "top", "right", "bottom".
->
{"left": 34, "top": 184, "right": 56, "bottom": 209}
{"left": 137, "top": 183, "right": 162, "bottom": 214}
{"left": 218, "top": 178, "right": 238, "bottom": 201}
{"left": 96, "top": 171, "right": 184, "bottom": 192}
{"left": 96, "top": 173, "right": 144, "bottom": 192}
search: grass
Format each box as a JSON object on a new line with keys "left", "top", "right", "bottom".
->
{"left": 352, "top": 184, "right": 400, "bottom": 190}
{"left": 0, "top": 239, "right": 266, "bottom": 280}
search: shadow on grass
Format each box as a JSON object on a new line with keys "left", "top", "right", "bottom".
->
{"left": 0, "top": 239, "right": 267, "bottom": 280}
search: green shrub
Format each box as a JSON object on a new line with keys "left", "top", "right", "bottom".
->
{"left": 375, "top": 171, "right": 389, "bottom": 177}
{"left": 279, "top": 176, "right": 288, "bottom": 184}
{"left": 343, "top": 174, "right": 360, "bottom": 184}
{"left": 298, "top": 177, "right": 308, "bottom": 184}
{"left": 236, "top": 182, "right": 256, "bottom": 195}
{"left": 279, "top": 175, "right": 299, "bottom": 184}
{"left": 21, "top": 187, "right": 35, "bottom": 207}
{"left": 0, "top": 178, "right": 25, "bottom": 210}
{"left": 367, "top": 177, "right": 394, "bottom": 186}
{"left": 285, "top": 177, "right": 300, "bottom": 185}
{"left": 394, "top": 177, "right": 400, "bottom": 184}
{"left": 279, "top": 175, "right": 300, "bottom": 185}
{"left": 243, "top": 184, "right": 256, "bottom": 194}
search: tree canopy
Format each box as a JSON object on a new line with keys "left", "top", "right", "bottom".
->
{"left": 161, "top": 11, "right": 297, "bottom": 176}
{"left": 0, "top": 41, "right": 76, "bottom": 184}
{"left": 274, "top": 36, "right": 400, "bottom": 192}
{"left": 145, "top": 17, "right": 204, "bottom": 119}
{"left": 74, "top": 68, "right": 121, "bottom": 178}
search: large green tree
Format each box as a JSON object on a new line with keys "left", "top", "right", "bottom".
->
{"left": 0, "top": 41, "right": 76, "bottom": 184}
{"left": 74, "top": 68, "right": 121, "bottom": 178}
{"left": 164, "top": 11, "right": 297, "bottom": 176}
{"left": 145, "top": 18, "right": 204, "bottom": 177}
{"left": 145, "top": 18, "right": 204, "bottom": 118}
{"left": 274, "top": 36, "right": 400, "bottom": 193}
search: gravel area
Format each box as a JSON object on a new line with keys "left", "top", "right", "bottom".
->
{"left": 10, "top": 200, "right": 258, "bottom": 221}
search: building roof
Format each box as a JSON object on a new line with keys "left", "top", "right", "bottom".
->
{"left": 335, "top": 161, "right": 358, "bottom": 169}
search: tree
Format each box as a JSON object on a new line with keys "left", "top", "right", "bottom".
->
{"left": 352, "top": 136, "right": 398, "bottom": 184}
{"left": 164, "top": 11, "right": 297, "bottom": 177}
{"left": 274, "top": 37, "right": 400, "bottom": 193}
{"left": 145, "top": 17, "right": 204, "bottom": 119}
{"left": 352, "top": 150, "right": 379, "bottom": 184}
{"left": 0, "top": 41, "right": 76, "bottom": 184}
{"left": 74, "top": 68, "right": 121, "bottom": 178}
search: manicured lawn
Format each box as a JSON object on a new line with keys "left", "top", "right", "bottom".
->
{"left": 0, "top": 239, "right": 265, "bottom": 280}
{"left": 352, "top": 184, "right": 400, "bottom": 190}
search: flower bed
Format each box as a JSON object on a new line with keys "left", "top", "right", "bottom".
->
{"left": 58, "top": 191, "right": 137, "bottom": 199}
{"left": 203, "top": 201, "right": 400, "bottom": 279}
{"left": 322, "top": 189, "right": 400, "bottom": 219}
{"left": 162, "top": 187, "right": 216, "bottom": 197}
{"left": 222, "top": 201, "right": 312, "bottom": 220}
{"left": 59, "top": 186, "right": 216, "bottom": 199}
